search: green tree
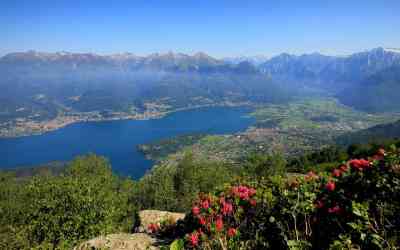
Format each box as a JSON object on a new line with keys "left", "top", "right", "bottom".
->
{"left": 243, "top": 153, "right": 287, "bottom": 178}
{"left": 17, "top": 154, "right": 137, "bottom": 249}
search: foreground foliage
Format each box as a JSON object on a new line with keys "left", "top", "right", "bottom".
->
{"left": 0, "top": 155, "right": 138, "bottom": 249}
{"left": 159, "top": 147, "right": 400, "bottom": 249}
{"left": 1, "top": 141, "right": 399, "bottom": 249}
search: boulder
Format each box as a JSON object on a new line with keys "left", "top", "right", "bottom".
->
{"left": 75, "top": 233, "right": 159, "bottom": 250}
{"left": 75, "top": 210, "right": 185, "bottom": 250}
{"left": 138, "top": 210, "right": 185, "bottom": 233}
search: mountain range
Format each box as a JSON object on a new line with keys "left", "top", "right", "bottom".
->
{"left": 0, "top": 51, "right": 287, "bottom": 123}
{"left": 1, "top": 47, "right": 400, "bottom": 123}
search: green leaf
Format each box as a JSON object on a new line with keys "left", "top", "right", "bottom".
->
{"left": 170, "top": 239, "right": 184, "bottom": 250}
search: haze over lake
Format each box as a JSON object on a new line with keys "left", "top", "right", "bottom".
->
{"left": 0, "top": 107, "right": 254, "bottom": 178}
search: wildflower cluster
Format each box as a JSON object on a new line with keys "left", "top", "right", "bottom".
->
{"left": 163, "top": 148, "right": 399, "bottom": 249}
{"left": 183, "top": 185, "right": 257, "bottom": 248}
{"left": 311, "top": 148, "right": 400, "bottom": 249}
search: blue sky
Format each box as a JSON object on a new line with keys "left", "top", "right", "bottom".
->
{"left": 1, "top": 0, "right": 399, "bottom": 57}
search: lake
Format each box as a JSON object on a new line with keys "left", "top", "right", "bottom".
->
{"left": 0, "top": 107, "right": 255, "bottom": 178}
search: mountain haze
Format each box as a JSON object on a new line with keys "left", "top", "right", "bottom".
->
{"left": 0, "top": 51, "right": 289, "bottom": 123}
{"left": 1, "top": 47, "right": 400, "bottom": 125}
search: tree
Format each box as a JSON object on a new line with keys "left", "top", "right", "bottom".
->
{"left": 243, "top": 153, "right": 287, "bottom": 178}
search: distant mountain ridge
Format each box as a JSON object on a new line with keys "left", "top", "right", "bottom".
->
{"left": 0, "top": 50, "right": 290, "bottom": 126}
{"left": 259, "top": 47, "right": 400, "bottom": 88}
{"left": 222, "top": 55, "right": 269, "bottom": 65}
{"left": 257, "top": 47, "right": 400, "bottom": 111}
{"left": 3, "top": 47, "right": 400, "bottom": 75}
{"left": 1, "top": 47, "right": 400, "bottom": 126}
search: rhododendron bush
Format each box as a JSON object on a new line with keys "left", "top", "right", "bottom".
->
{"left": 161, "top": 147, "right": 400, "bottom": 250}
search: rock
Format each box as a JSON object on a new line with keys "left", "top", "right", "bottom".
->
{"left": 74, "top": 210, "right": 185, "bottom": 250}
{"left": 138, "top": 210, "right": 185, "bottom": 233}
{"left": 75, "top": 233, "right": 159, "bottom": 250}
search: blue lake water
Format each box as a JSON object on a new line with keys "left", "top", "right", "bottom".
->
{"left": 0, "top": 107, "right": 255, "bottom": 178}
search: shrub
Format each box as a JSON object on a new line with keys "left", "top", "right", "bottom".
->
{"left": 166, "top": 147, "right": 400, "bottom": 249}
{"left": 0, "top": 155, "right": 138, "bottom": 249}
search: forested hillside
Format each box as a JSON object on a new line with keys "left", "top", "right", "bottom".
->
{"left": 336, "top": 119, "right": 400, "bottom": 146}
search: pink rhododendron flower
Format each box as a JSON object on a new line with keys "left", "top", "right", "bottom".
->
{"left": 305, "top": 171, "right": 319, "bottom": 181}
{"left": 201, "top": 199, "right": 210, "bottom": 209}
{"left": 340, "top": 165, "right": 349, "bottom": 172}
{"left": 332, "top": 169, "right": 342, "bottom": 177}
{"left": 199, "top": 216, "right": 206, "bottom": 225}
{"left": 192, "top": 206, "right": 200, "bottom": 216}
{"left": 147, "top": 223, "right": 159, "bottom": 233}
{"left": 189, "top": 232, "right": 199, "bottom": 246}
{"left": 222, "top": 202, "right": 233, "bottom": 215}
{"left": 227, "top": 227, "right": 237, "bottom": 237}
{"left": 372, "top": 154, "right": 384, "bottom": 160}
{"left": 325, "top": 181, "right": 336, "bottom": 191}
{"left": 350, "top": 159, "right": 370, "bottom": 171}
{"left": 250, "top": 199, "right": 257, "bottom": 207}
{"left": 315, "top": 200, "right": 324, "bottom": 209}
{"left": 248, "top": 188, "right": 257, "bottom": 196}
{"left": 232, "top": 185, "right": 256, "bottom": 200}
{"left": 328, "top": 205, "right": 341, "bottom": 214}
{"left": 215, "top": 217, "right": 224, "bottom": 232}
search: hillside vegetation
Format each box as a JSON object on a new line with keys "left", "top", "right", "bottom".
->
{"left": 1, "top": 139, "right": 400, "bottom": 249}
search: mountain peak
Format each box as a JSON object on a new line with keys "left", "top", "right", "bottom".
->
{"left": 193, "top": 52, "right": 212, "bottom": 59}
{"left": 384, "top": 47, "right": 400, "bottom": 53}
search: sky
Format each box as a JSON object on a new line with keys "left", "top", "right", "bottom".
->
{"left": 1, "top": 0, "right": 399, "bottom": 58}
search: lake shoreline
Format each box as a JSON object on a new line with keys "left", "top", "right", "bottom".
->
{"left": 0, "top": 102, "right": 253, "bottom": 139}
{"left": 0, "top": 106, "right": 256, "bottom": 178}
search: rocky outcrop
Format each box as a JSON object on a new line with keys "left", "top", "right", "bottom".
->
{"left": 75, "top": 233, "right": 159, "bottom": 250}
{"left": 75, "top": 210, "right": 185, "bottom": 250}
{"left": 138, "top": 210, "right": 185, "bottom": 233}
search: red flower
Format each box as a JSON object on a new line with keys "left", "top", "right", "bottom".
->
{"left": 201, "top": 199, "right": 210, "bottom": 209}
{"left": 147, "top": 223, "right": 159, "bottom": 233}
{"left": 189, "top": 232, "right": 199, "bottom": 246}
{"left": 332, "top": 169, "right": 342, "bottom": 177}
{"left": 222, "top": 202, "right": 233, "bottom": 215}
{"left": 328, "top": 205, "right": 341, "bottom": 214}
{"left": 199, "top": 216, "right": 206, "bottom": 225}
{"left": 339, "top": 165, "right": 349, "bottom": 172}
{"left": 314, "top": 200, "right": 324, "bottom": 209}
{"left": 372, "top": 154, "right": 384, "bottom": 160}
{"left": 248, "top": 188, "right": 257, "bottom": 196}
{"left": 350, "top": 159, "right": 370, "bottom": 171}
{"left": 232, "top": 185, "right": 255, "bottom": 200}
{"left": 305, "top": 171, "right": 319, "bottom": 181}
{"left": 227, "top": 227, "right": 237, "bottom": 237}
{"left": 250, "top": 199, "right": 257, "bottom": 207}
{"left": 192, "top": 206, "right": 200, "bottom": 216}
{"left": 325, "top": 181, "right": 336, "bottom": 191}
{"left": 215, "top": 217, "right": 224, "bottom": 232}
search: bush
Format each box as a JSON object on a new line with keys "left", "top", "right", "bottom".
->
{"left": 0, "top": 154, "right": 138, "bottom": 249}
{"left": 135, "top": 153, "right": 234, "bottom": 212}
{"left": 166, "top": 147, "right": 400, "bottom": 249}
